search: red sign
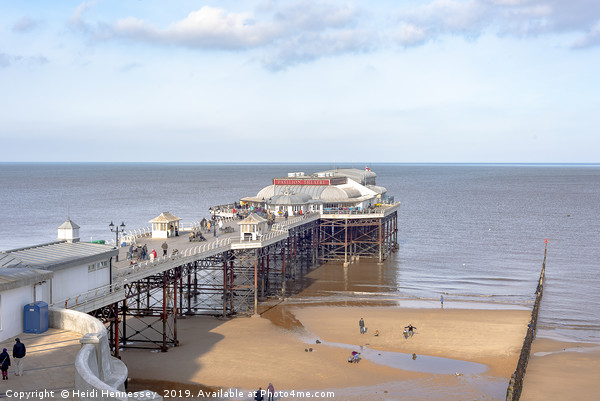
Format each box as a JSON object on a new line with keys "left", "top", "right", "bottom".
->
{"left": 545, "top": 238, "right": 548, "bottom": 244}
{"left": 273, "top": 179, "right": 330, "bottom": 185}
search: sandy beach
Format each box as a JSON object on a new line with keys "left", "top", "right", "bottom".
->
{"left": 122, "top": 305, "right": 531, "bottom": 400}
{"left": 520, "top": 338, "right": 600, "bottom": 401}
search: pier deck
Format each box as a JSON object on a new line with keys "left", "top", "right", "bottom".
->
{"left": 52, "top": 204, "right": 399, "bottom": 354}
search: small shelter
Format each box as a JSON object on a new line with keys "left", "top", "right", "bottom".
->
{"left": 149, "top": 212, "right": 182, "bottom": 239}
{"left": 57, "top": 218, "right": 80, "bottom": 243}
{"left": 237, "top": 213, "right": 268, "bottom": 241}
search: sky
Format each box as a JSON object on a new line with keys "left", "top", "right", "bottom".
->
{"left": 1, "top": 0, "right": 599, "bottom": 163}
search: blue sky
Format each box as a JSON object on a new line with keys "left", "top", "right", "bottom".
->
{"left": 1, "top": 0, "right": 599, "bottom": 163}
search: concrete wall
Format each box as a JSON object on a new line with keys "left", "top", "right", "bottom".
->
{"left": 49, "top": 308, "right": 161, "bottom": 401}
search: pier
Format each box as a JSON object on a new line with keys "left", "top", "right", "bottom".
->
{"left": 51, "top": 168, "right": 400, "bottom": 355}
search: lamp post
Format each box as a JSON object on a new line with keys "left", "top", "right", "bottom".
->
{"left": 109, "top": 221, "right": 126, "bottom": 262}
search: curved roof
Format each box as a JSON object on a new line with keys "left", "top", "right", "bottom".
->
{"left": 256, "top": 185, "right": 276, "bottom": 199}
{"left": 367, "top": 185, "right": 387, "bottom": 195}
{"left": 269, "top": 193, "right": 312, "bottom": 205}
{"left": 254, "top": 182, "right": 367, "bottom": 203}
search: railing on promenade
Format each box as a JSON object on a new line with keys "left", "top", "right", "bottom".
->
{"left": 506, "top": 241, "right": 548, "bottom": 401}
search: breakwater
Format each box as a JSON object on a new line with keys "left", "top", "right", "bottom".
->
{"left": 506, "top": 242, "right": 547, "bottom": 401}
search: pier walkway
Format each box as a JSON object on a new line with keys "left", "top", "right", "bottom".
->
{"left": 52, "top": 203, "right": 400, "bottom": 316}
{"left": 53, "top": 213, "right": 321, "bottom": 313}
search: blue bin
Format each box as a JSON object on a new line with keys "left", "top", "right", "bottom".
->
{"left": 24, "top": 301, "right": 49, "bottom": 334}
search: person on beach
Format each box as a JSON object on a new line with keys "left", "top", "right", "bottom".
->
{"left": 1, "top": 348, "right": 10, "bottom": 380}
{"left": 254, "top": 387, "right": 264, "bottom": 401}
{"left": 359, "top": 317, "right": 365, "bottom": 334}
{"left": 161, "top": 241, "right": 168, "bottom": 256}
{"left": 12, "top": 338, "right": 25, "bottom": 376}
{"left": 404, "top": 324, "right": 417, "bottom": 337}
{"left": 441, "top": 295, "right": 444, "bottom": 308}
{"left": 267, "top": 383, "right": 275, "bottom": 401}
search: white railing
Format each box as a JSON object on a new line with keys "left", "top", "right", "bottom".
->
{"left": 55, "top": 208, "right": 381, "bottom": 311}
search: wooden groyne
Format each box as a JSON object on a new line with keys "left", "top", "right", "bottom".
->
{"left": 506, "top": 241, "right": 547, "bottom": 401}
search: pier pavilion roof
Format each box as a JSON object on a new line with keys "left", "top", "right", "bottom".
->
{"left": 0, "top": 241, "right": 118, "bottom": 271}
{"left": 268, "top": 192, "right": 312, "bottom": 205}
{"left": 149, "top": 212, "right": 182, "bottom": 223}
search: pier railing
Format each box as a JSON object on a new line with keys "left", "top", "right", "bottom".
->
{"left": 52, "top": 218, "right": 309, "bottom": 312}
{"left": 506, "top": 243, "right": 547, "bottom": 401}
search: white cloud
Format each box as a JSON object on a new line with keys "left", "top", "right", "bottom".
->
{"left": 0, "top": 53, "right": 49, "bottom": 68}
{"left": 12, "top": 17, "right": 41, "bottom": 32}
{"left": 263, "top": 29, "right": 374, "bottom": 70}
{"left": 69, "top": 0, "right": 600, "bottom": 70}
{"left": 69, "top": 1, "right": 97, "bottom": 31}
{"left": 572, "top": 21, "right": 600, "bottom": 48}
{"left": 103, "top": 7, "right": 278, "bottom": 49}
{"left": 393, "top": 0, "right": 600, "bottom": 48}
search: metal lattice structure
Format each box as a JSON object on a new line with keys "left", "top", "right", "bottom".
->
{"left": 86, "top": 210, "right": 397, "bottom": 355}
{"left": 319, "top": 210, "right": 398, "bottom": 265}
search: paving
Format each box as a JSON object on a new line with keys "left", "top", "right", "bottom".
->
{"left": 0, "top": 329, "right": 81, "bottom": 400}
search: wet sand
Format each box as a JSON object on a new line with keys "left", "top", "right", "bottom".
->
{"left": 122, "top": 305, "right": 530, "bottom": 400}
{"left": 520, "top": 338, "right": 600, "bottom": 401}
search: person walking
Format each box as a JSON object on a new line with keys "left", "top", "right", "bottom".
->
{"left": 267, "top": 383, "right": 275, "bottom": 401}
{"left": 440, "top": 295, "right": 444, "bottom": 308}
{"left": 12, "top": 338, "right": 25, "bottom": 376}
{"left": 1, "top": 348, "right": 10, "bottom": 380}
{"left": 359, "top": 317, "right": 365, "bottom": 334}
{"left": 161, "top": 241, "right": 168, "bottom": 256}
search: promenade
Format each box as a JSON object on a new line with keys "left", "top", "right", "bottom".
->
{"left": 0, "top": 329, "right": 81, "bottom": 401}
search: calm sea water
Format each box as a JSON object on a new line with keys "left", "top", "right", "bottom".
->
{"left": 0, "top": 163, "right": 598, "bottom": 343}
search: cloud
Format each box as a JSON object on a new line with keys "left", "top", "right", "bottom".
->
{"left": 572, "top": 21, "right": 600, "bottom": 48}
{"left": 101, "top": 7, "right": 277, "bottom": 49}
{"left": 0, "top": 53, "right": 11, "bottom": 68}
{"left": 69, "top": 1, "right": 97, "bottom": 32}
{"left": 393, "top": 0, "right": 600, "bottom": 48}
{"left": 74, "top": 1, "right": 366, "bottom": 68}
{"left": 69, "top": 0, "right": 600, "bottom": 70}
{"left": 12, "top": 17, "right": 41, "bottom": 32}
{"left": 0, "top": 53, "right": 49, "bottom": 68}
{"left": 263, "top": 29, "right": 375, "bottom": 70}
{"left": 119, "top": 62, "right": 142, "bottom": 72}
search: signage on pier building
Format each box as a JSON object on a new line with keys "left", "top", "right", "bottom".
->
{"left": 273, "top": 177, "right": 346, "bottom": 186}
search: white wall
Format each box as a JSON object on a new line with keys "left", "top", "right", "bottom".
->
{"left": 0, "top": 285, "right": 32, "bottom": 342}
{"left": 53, "top": 266, "right": 89, "bottom": 302}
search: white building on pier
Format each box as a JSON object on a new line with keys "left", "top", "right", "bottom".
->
{"left": 241, "top": 168, "right": 391, "bottom": 216}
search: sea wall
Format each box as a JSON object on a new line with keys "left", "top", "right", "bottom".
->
{"left": 49, "top": 308, "right": 161, "bottom": 401}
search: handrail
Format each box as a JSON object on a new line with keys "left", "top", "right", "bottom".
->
{"left": 54, "top": 207, "right": 394, "bottom": 311}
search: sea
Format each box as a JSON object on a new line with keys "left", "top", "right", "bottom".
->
{"left": 0, "top": 163, "right": 598, "bottom": 344}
